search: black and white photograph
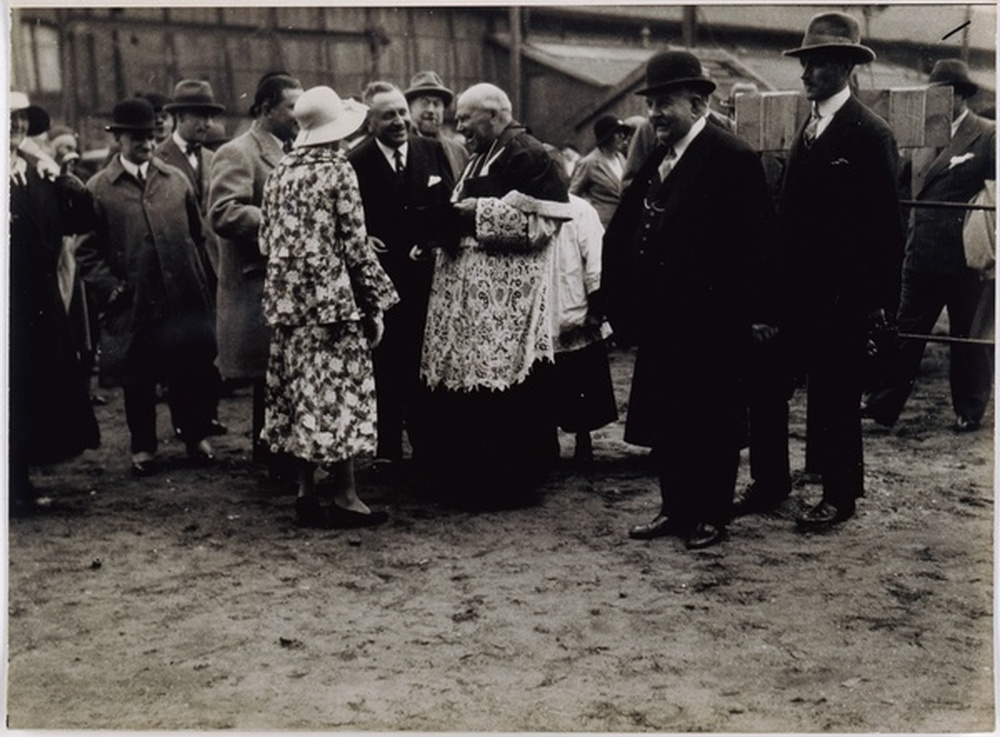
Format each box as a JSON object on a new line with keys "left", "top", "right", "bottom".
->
{"left": 5, "top": 1, "right": 996, "bottom": 731}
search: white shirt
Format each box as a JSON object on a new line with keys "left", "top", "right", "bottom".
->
{"left": 812, "top": 85, "right": 852, "bottom": 140}
{"left": 658, "top": 114, "right": 707, "bottom": 181}
{"left": 376, "top": 139, "right": 407, "bottom": 173}
{"left": 119, "top": 156, "right": 149, "bottom": 183}
{"left": 172, "top": 130, "right": 199, "bottom": 171}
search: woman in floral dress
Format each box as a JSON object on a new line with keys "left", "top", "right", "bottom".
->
{"left": 259, "top": 86, "right": 398, "bottom": 528}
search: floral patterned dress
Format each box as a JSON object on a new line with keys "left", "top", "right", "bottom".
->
{"left": 259, "top": 145, "right": 398, "bottom": 464}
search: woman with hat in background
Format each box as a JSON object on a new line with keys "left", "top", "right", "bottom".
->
{"left": 569, "top": 114, "right": 631, "bottom": 228}
{"left": 259, "top": 86, "right": 398, "bottom": 528}
{"left": 76, "top": 97, "right": 219, "bottom": 477}
{"left": 9, "top": 90, "right": 100, "bottom": 513}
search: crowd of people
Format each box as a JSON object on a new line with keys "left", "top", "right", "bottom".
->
{"left": 10, "top": 12, "right": 995, "bottom": 550}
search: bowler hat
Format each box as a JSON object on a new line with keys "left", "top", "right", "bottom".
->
{"left": 136, "top": 91, "right": 171, "bottom": 112}
{"left": 783, "top": 12, "right": 875, "bottom": 64}
{"left": 10, "top": 91, "right": 51, "bottom": 136}
{"left": 634, "top": 50, "right": 716, "bottom": 97}
{"left": 293, "top": 86, "right": 368, "bottom": 148}
{"left": 403, "top": 71, "right": 454, "bottom": 107}
{"left": 164, "top": 79, "right": 226, "bottom": 114}
{"left": 593, "top": 115, "right": 630, "bottom": 145}
{"left": 106, "top": 97, "right": 156, "bottom": 132}
{"left": 928, "top": 58, "right": 979, "bottom": 98}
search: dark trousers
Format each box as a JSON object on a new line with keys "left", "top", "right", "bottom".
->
{"left": 373, "top": 302, "right": 427, "bottom": 460}
{"left": 803, "top": 312, "right": 866, "bottom": 506}
{"left": 867, "top": 269, "right": 993, "bottom": 424}
{"left": 653, "top": 385, "right": 743, "bottom": 529}
{"left": 747, "top": 337, "right": 793, "bottom": 492}
{"left": 124, "top": 318, "right": 217, "bottom": 454}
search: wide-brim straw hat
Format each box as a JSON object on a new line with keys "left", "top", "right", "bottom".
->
{"left": 634, "top": 50, "right": 717, "bottom": 97}
{"left": 783, "top": 12, "right": 876, "bottom": 64}
{"left": 403, "top": 70, "right": 454, "bottom": 107}
{"left": 10, "top": 91, "right": 51, "bottom": 136}
{"left": 928, "top": 58, "right": 979, "bottom": 98}
{"left": 164, "top": 79, "right": 226, "bottom": 114}
{"left": 293, "top": 86, "right": 368, "bottom": 148}
{"left": 106, "top": 97, "right": 156, "bottom": 132}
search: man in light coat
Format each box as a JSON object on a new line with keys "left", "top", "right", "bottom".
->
{"left": 208, "top": 72, "right": 303, "bottom": 466}
{"left": 77, "top": 98, "right": 217, "bottom": 476}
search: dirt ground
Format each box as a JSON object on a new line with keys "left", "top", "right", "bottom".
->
{"left": 5, "top": 340, "right": 994, "bottom": 733}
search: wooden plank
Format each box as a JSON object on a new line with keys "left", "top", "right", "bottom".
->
{"left": 735, "top": 86, "right": 954, "bottom": 151}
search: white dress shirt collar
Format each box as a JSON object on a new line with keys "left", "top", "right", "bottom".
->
{"left": 951, "top": 108, "right": 970, "bottom": 138}
{"left": 375, "top": 138, "right": 407, "bottom": 171}
{"left": 119, "top": 156, "right": 149, "bottom": 182}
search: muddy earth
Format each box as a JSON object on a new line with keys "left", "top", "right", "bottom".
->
{"left": 6, "top": 340, "right": 994, "bottom": 732}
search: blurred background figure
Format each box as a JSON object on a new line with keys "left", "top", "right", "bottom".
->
{"left": 558, "top": 141, "right": 580, "bottom": 179}
{"left": 138, "top": 91, "right": 174, "bottom": 145}
{"left": 259, "top": 86, "right": 398, "bottom": 528}
{"left": 9, "top": 91, "right": 100, "bottom": 513}
{"left": 569, "top": 114, "right": 631, "bottom": 228}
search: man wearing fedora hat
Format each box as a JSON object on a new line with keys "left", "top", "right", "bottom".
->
{"left": 9, "top": 91, "right": 100, "bottom": 512}
{"left": 404, "top": 70, "right": 468, "bottom": 180}
{"left": 864, "top": 58, "right": 996, "bottom": 433}
{"left": 601, "top": 50, "right": 775, "bottom": 549}
{"left": 738, "top": 11, "right": 905, "bottom": 527}
{"left": 77, "top": 97, "right": 219, "bottom": 476}
{"left": 569, "top": 114, "right": 630, "bottom": 228}
{"left": 156, "top": 79, "right": 228, "bottom": 438}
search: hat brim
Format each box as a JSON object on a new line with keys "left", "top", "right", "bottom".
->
{"left": 403, "top": 86, "right": 454, "bottom": 107}
{"left": 930, "top": 79, "right": 979, "bottom": 98}
{"left": 634, "top": 77, "right": 717, "bottom": 98}
{"left": 163, "top": 102, "right": 226, "bottom": 114}
{"left": 294, "top": 107, "right": 368, "bottom": 148}
{"left": 12, "top": 104, "right": 51, "bottom": 136}
{"left": 597, "top": 123, "right": 632, "bottom": 145}
{"left": 783, "top": 43, "right": 876, "bottom": 64}
{"left": 106, "top": 124, "right": 156, "bottom": 133}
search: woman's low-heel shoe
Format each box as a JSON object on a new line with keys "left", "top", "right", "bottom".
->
{"left": 329, "top": 505, "right": 388, "bottom": 529}
{"left": 131, "top": 451, "right": 156, "bottom": 477}
{"left": 295, "top": 496, "right": 327, "bottom": 528}
{"left": 186, "top": 439, "right": 215, "bottom": 464}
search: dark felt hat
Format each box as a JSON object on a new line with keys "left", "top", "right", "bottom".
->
{"left": 634, "top": 50, "right": 716, "bottom": 97}
{"left": 403, "top": 71, "right": 454, "bottom": 107}
{"left": 9, "top": 91, "right": 50, "bottom": 136}
{"left": 783, "top": 12, "right": 876, "bottom": 64}
{"left": 593, "top": 115, "right": 630, "bottom": 145}
{"left": 928, "top": 58, "right": 979, "bottom": 98}
{"left": 164, "top": 79, "right": 226, "bottom": 114}
{"left": 136, "top": 91, "right": 172, "bottom": 112}
{"left": 106, "top": 97, "right": 156, "bottom": 132}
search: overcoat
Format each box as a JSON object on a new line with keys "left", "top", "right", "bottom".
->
{"left": 569, "top": 147, "right": 625, "bottom": 227}
{"left": 208, "top": 122, "right": 285, "bottom": 379}
{"left": 10, "top": 153, "right": 100, "bottom": 463}
{"left": 77, "top": 156, "right": 214, "bottom": 386}
{"left": 603, "top": 122, "right": 774, "bottom": 447}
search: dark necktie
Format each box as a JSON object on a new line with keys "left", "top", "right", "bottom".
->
{"left": 393, "top": 148, "right": 404, "bottom": 176}
{"left": 135, "top": 167, "right": 146, "bottom": 187}
{"left": 803, "top": 104, "right": 821, "bottom": 148}
{"left": 185, "top": 142, "right": 201, "bottom": 156}
{"left": 282, "top": 139, "right": 293, "bottom": 154}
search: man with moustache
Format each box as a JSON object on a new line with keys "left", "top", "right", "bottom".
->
{"left": 208, "top": 72, "right": 303, "bottom": 468}
{"left": 77, "top": 97, "right": 217, "bottom": 476}
{"left": 404, "top": 71, "right": 468, "bottom": 180}
{"left": 737, "top": 12, "right": 904, "bottom": 527}
{"left": 602, "top": 50, "right": 775, "bottom": 549}
{"left": 348, "top": 81, "right": 454, "bottom": 466}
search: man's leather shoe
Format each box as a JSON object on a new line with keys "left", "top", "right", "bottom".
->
{"left": 131, "top": 451, "right": 156, "bottom": 477}
{"left": 733, "top": 482, "right": 790, "bottom": 516}
{"left": 685, "top": 522, "right": 726, "bottom": 550}
{"left": 628, "top": 514, "right": 685, "bottom": 540}
{"left": 796, "top": 499, "right": 854, "bottom": 528}
{"left": 186, "top": 439, "right": 215, "bottom": 463}
{"left": 328, "top": 505, "right": 389, "bottom": 529}
{"left": 954, "top": 415, "right": 982, "bottom": 433}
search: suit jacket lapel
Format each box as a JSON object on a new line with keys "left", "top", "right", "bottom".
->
{"left": 250, "top": 125, "right": 284, "bottom": 170}
{"left": 919, "top": 114, "right": 987, "bottom": 196}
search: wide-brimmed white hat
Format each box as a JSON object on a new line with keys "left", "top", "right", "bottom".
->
{"left": 293, "top": 86, "right": 367, "bottom": 148}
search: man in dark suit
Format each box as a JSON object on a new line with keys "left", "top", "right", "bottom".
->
{"left": 403, "top": 71, "right": 469, "bottom": 181}
{"left": 348, "top": 81, "right": 455, "bottom": 464}
{"left": 602, "top": 50, "right": 775, "bottom": 550}
{"left": 864, "top": 59, "right": 996, "bottom": 432}
{"left": 739, "top": 12, "right": 905, "bottom": 527}
{"left": 156, "top": 79, "right": 228, "bottom": 437}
